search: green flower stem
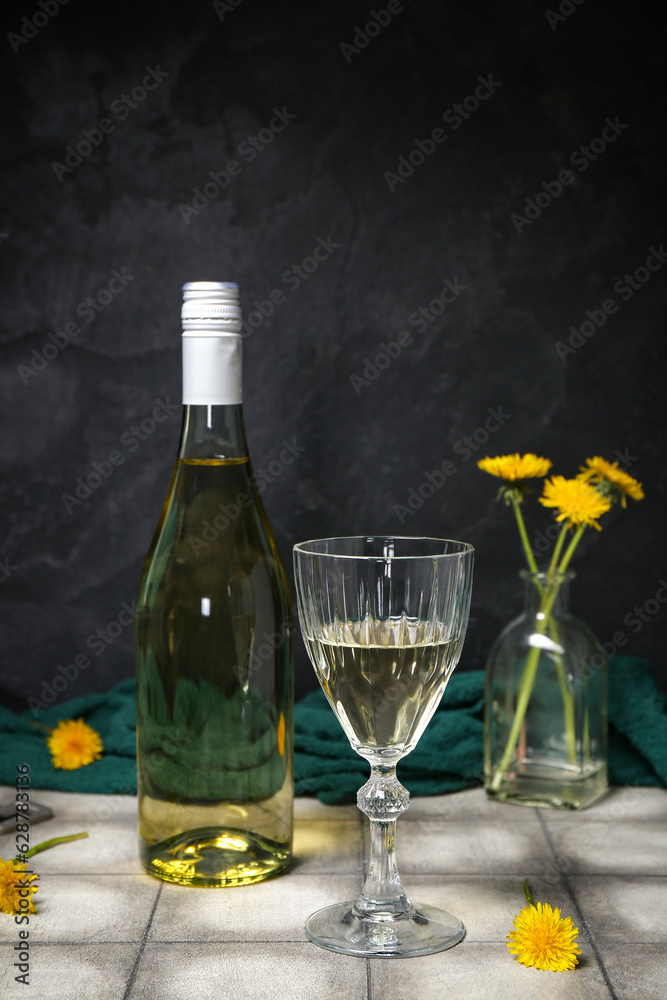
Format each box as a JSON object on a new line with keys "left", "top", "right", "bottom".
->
{"left": 515, "top": 514, "right": 571, "bottom": 758}
{"left": 28, "top": 721, "right": 53, "bottom": 734}
{"left": 554, "top": 648, "right": 577, "bottom": 763}
{"left": 522, "top": 878, "right": 537, "bottom": 908}
{"left": 491, "top": 525, "right": 587, "bottom": 793}
{"left": 547, "top": 617, "right": 577, "bottom": 765}
{"left": 548, "top": 523, "right": 585, "bottom": 766}
{"left": 511, "top": 502, "right": 572, "bottom": 764}
{"left": 490, "top": 581, "right": 560, "bottom": 791}
{"left": 490, "top": 648, "right": 540, "bottom": 791}
{"left": 557, "top": 524, "right": 585, "bottom": 575}
{"left": 15, "top": 832, "right": 88, "bottom": 863}
{"left": 512, "top": 500, "right": 540, "bottom": 577}
{"left": 547, "top": 523, "right": 569, "bottom": 583}
{"left": 545, "top": 523, "right": 572, "bottom": 760}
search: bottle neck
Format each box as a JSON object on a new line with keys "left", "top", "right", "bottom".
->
{"left": 179, "top": 332, "right": 248, "bottom": 460}
{"left": 178, "top": 405, "right": 249, "bottom": 461}
{"left": 522, "top": 571, "right": 573, "bottom": 616}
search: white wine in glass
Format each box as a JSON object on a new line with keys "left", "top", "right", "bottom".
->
{"left": 294, "top": 536, "right": 474, "bottom": 958}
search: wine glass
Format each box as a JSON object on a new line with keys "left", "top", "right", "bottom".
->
{"left": 293, "top": 536, "right": 474, "bottom": 958}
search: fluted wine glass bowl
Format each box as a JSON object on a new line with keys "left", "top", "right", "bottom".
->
{"left": 293, "top": 536, "right": 474, "bottom": 958}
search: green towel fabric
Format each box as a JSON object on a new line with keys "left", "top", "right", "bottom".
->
{"left": 294, "top": 669, "right": 486, "bottom": 802}
{"left": 0, "top": 657, "right": 665, "bottom": 803}
{"left": 0, "top": 680, "right": 138, "bottom": 795}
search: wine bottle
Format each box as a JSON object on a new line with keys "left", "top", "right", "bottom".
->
{"left": 135, "top": 282, "right": 293, "bottom": 887}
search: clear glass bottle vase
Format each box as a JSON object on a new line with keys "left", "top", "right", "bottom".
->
{"left": 484, "top": 570, "right": 608, "bottom": 810}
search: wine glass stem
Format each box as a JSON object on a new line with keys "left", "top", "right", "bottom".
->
{"left": 356, "top": 765, "right": 412, "bottom": 918}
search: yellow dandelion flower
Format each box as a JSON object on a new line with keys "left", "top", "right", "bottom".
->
{"left": 477, "top": 453, "right": 553, "bottom": 482}
{"left": 47, "top": 718, "right": 103, "bottom": 770}
{"left": 0, "top": 858, "right": 39, "bottom": 915}
{"left": 539, "top": 476, "right": 611, "bottom": 530}
{"left": 508, "top": 901, "right": 581, "bottom": 971}
{"left": 578, "top": 456, "right": 644, "bottom": 507}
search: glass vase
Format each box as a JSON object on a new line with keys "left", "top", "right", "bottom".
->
{"left": 484, "top": 570, "right": 608, "bottom": 810}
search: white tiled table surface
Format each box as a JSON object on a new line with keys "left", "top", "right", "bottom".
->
{"left": 1, "top": 785, "right": 666, "bottom": 999}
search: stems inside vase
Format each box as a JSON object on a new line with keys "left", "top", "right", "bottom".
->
{"left": 490, "top": 524, "right": 585, "bottom": 792}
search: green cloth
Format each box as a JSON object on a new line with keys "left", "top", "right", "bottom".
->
{"left": 0, "top": 680, "right": 138, "bottom": 795}
{"left": 0, "top": 658, "right": 665, "bottom": 803}
{"left": 294, "top": 669, "right": 485, "bottom": 802}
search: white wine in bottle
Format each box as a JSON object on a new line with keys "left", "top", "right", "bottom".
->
{"left": 136, "top": 282, "right": 293, "bottom": 886}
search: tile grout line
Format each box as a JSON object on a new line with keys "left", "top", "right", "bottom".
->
{"left": 366, "top": 959, "right": 373, "bottom": 1000}
{"left": 121, "top": 882, "right": 163, "bottom": 1000}
{"left": 0, "top": 938, "right": 335, "bottom": 946}
{"left": 0, "top": 936, "right": 662, "bottom": 947}
{"left": 536, "top": 812, "right": 619, "bottom": 1000}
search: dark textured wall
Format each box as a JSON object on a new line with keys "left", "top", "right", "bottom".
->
{"left": 1, "top": 0, "right": 666, "bottom": 711}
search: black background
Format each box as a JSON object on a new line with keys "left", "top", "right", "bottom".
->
{"left": 1, "top": 0, "right": 665, "bottom": 710}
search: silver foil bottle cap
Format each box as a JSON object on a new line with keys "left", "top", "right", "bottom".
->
{"left": 181, "top": 281, "right": 242, "bottom": 334}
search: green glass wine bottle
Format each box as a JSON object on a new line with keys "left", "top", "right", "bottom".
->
{"left": 136, "top": 282, "right": 293, "bottom": 886}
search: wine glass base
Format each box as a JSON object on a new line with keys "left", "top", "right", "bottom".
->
{"left": 304, "top": 901, "right": 465, "bottom": 958}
